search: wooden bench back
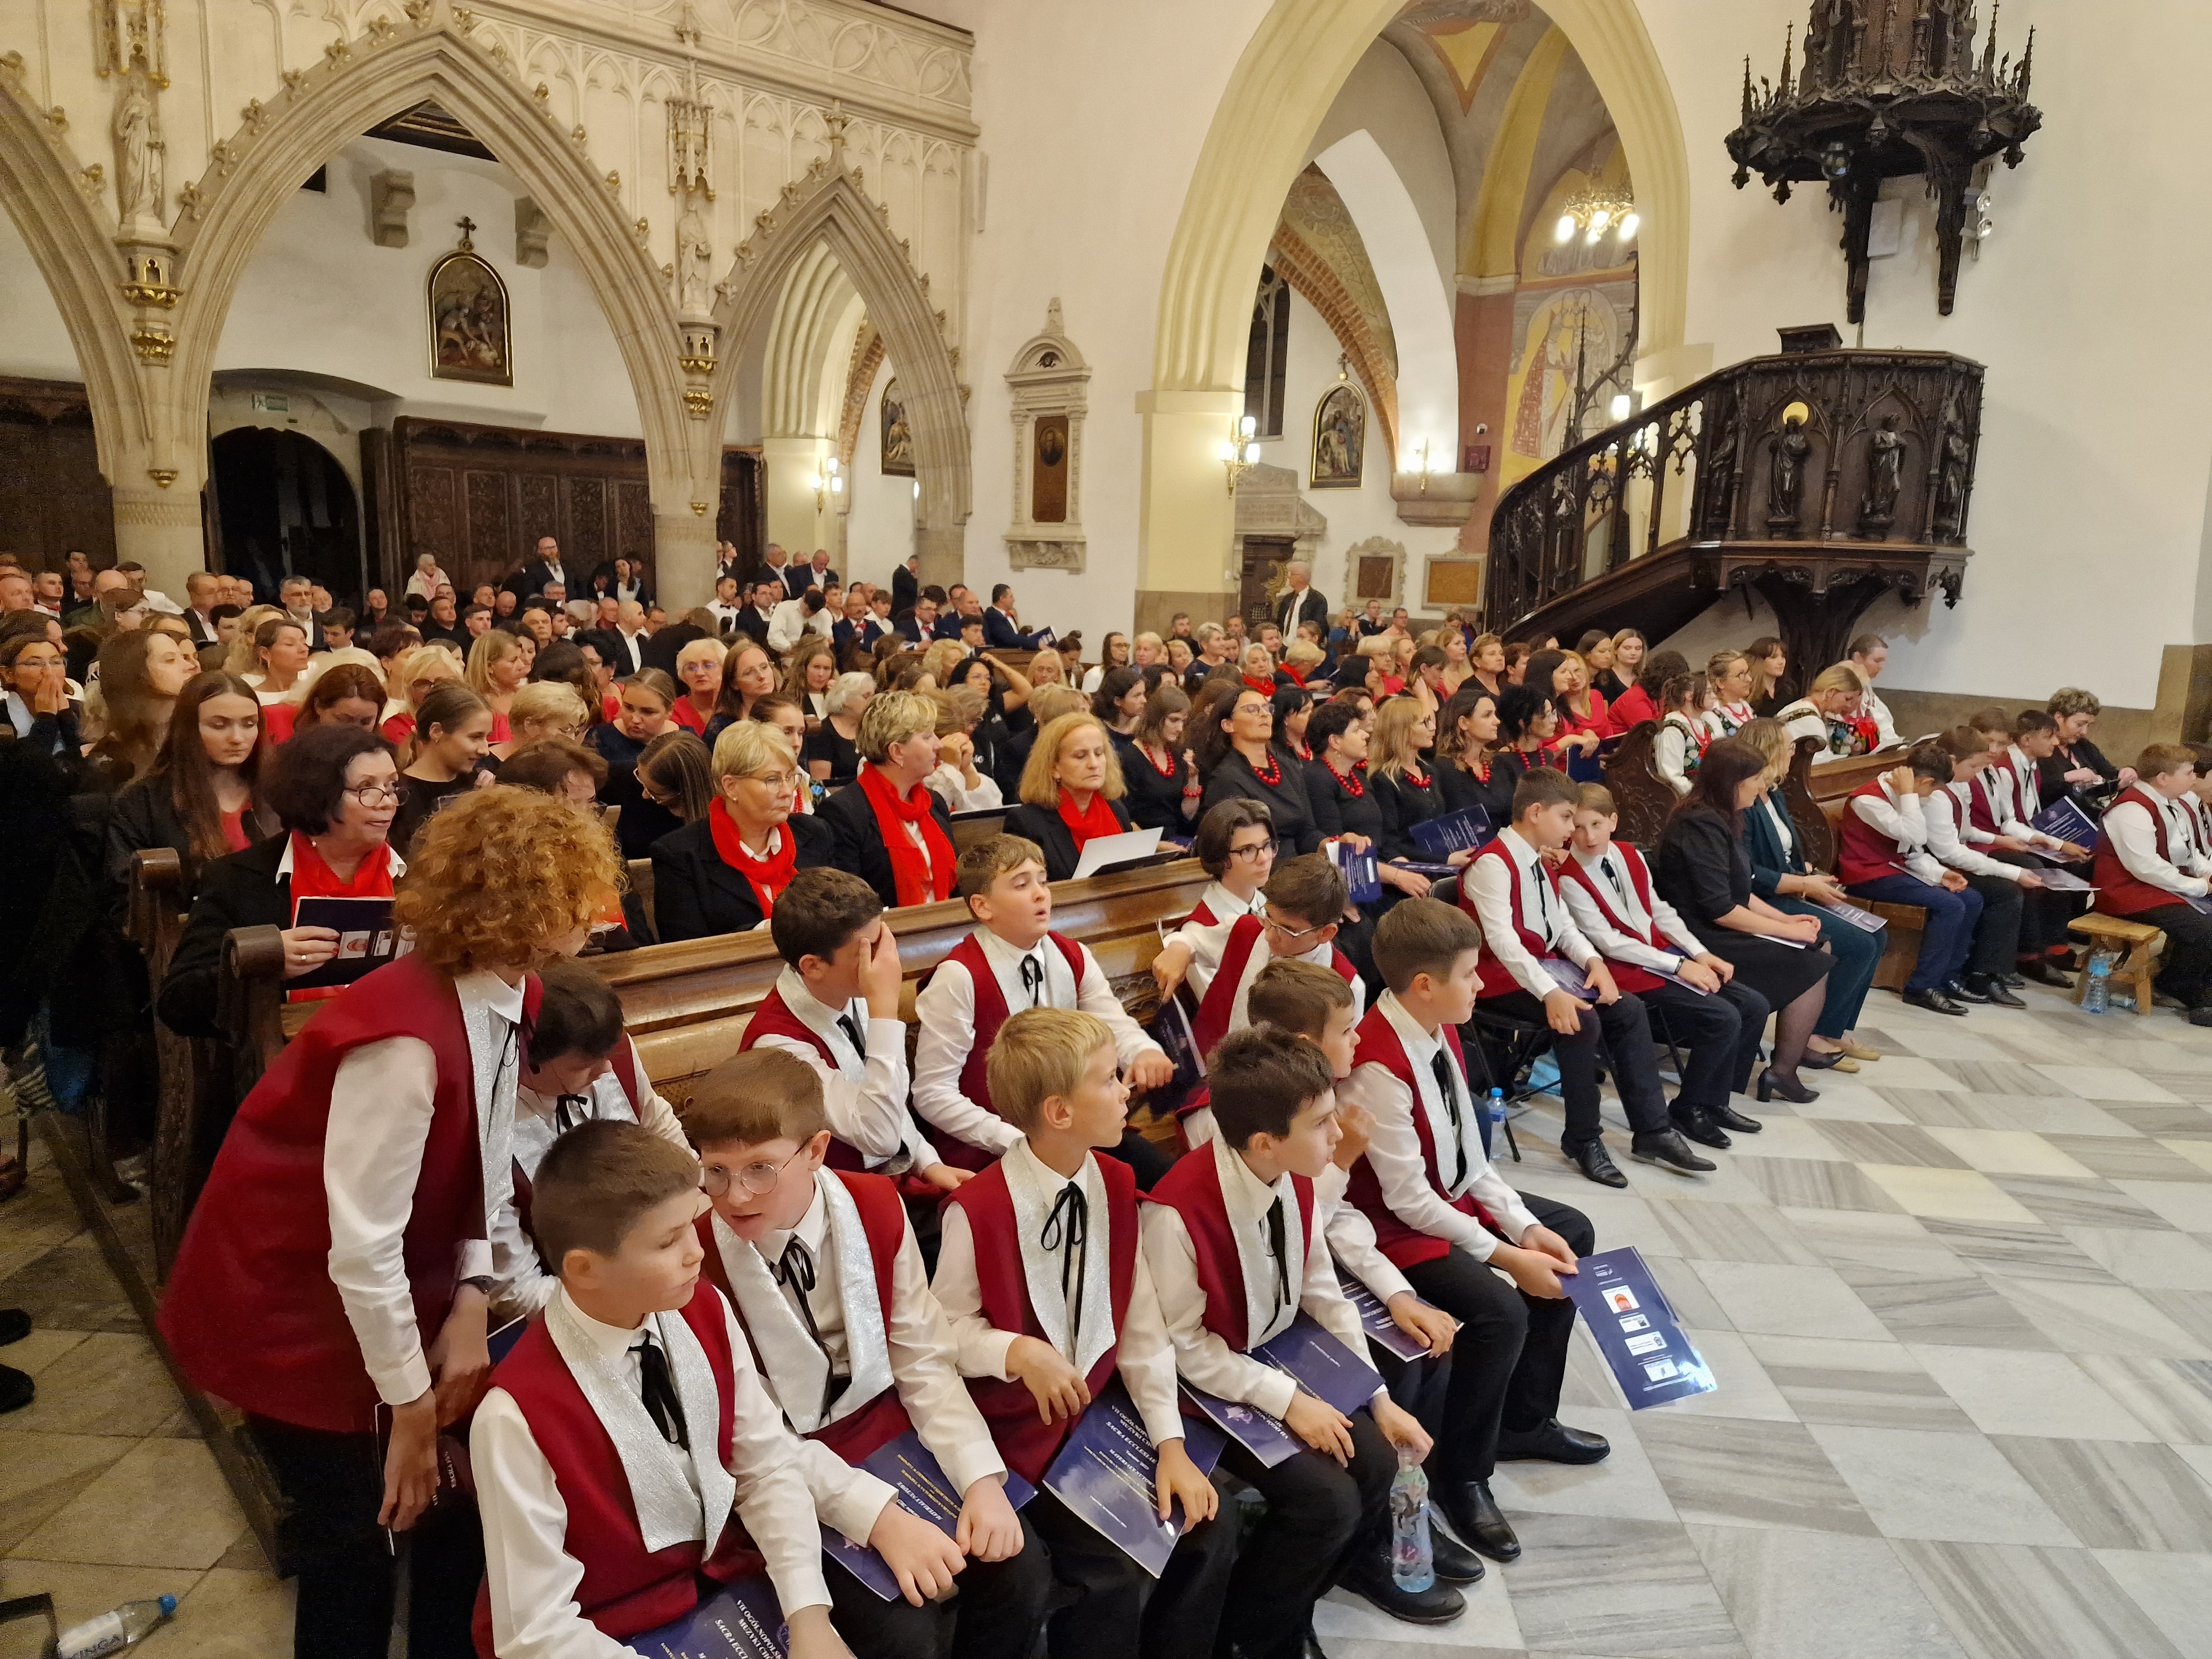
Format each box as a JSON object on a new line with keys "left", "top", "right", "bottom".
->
{"left": 1603, "top": 719, "right": 1673, "bottom": 848}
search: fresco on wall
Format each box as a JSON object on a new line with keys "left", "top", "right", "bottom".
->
{"left": 1311, "top": 384, "right": 1365, "bottom": 488}
{"left": 428, "top": 241, "right": 512, "bottom": 387}
{"left": 1503, "top": 284, "right": 1631, "bottom": 484}
{"left": 880, "top": 378, "right": 915, "bottom": 477}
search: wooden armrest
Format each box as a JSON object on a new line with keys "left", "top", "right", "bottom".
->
{"left": 226, "top": 924, "right": 288, "bottom": 983}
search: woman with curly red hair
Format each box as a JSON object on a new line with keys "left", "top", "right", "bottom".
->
{"left": 157, "top": 785, "right": 624, "bottom": 1659}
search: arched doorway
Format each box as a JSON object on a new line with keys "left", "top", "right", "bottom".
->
{"left": 207, "top": 428, "right": 363, "bottom": 603}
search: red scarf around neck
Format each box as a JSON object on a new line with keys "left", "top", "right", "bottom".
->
{"left": 1056, "top": 786, "right": 1122, "bottom": 848}
{"left": 857, "top": 763, "right": 957, "bottom": 906}
{"left": 707, "top": 797, "right": 795, "bottom": 917}
{"left": 1243, "top": 674, "right": 1277, "bottom": 697}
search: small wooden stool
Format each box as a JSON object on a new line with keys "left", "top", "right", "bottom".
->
{"left": 2067, "top": 913, "right": 2167, "bottom": 1015}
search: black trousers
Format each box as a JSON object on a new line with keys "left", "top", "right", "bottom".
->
{"left": 1986, "top": 848, "right": 2081, "bottom": 953}
{"left": 2139, "top": 901, "right": 2212, "bottom": 1002}
{"left": 1104, "top": 1126, "right": 1171, "bottom": 1191}
{"left": 1215, "top": 1407, "right": 1393, "bottom": 1659}
{"left": 1481, "top": 989, "right": 1668, "bottom": 1147}
{"left": 1397, "top": 1192, "right": 1594, "bottom": 1485}
{"left": 1962, "top": 871, "right": 2024, "bottom": 975}
{"left": 246, "top": 1415, "right": 482, "bottom": 1659}
{"left": 1637, "top": 978, "right": 1770, "bottom": 1109}
{"left": 1025, "top": 1481, "right": 1237, "bottom": 1659}
{"left": 826, "top": 1510, "right": 1053, "bottom": 1659}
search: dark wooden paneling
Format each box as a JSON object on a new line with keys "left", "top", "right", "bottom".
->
{"left": 0, "top": 377, "right": 117, "bottom": 570}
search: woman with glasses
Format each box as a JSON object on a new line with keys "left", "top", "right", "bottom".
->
{"left": 484, "top": 680, "right": 587, "bottom": 768}
{"left": 650, "top": 718, "right": 833, "bottom": 942}
{"left": 0, "top": 629, "right": 81, "bottom": 760}
{"left": 1196, "top": 680, "right": 1318, "bottom": 854}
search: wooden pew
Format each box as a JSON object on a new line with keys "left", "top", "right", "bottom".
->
{"left": 1783, "top": 741, "right": 1924, "bottom": 991}
{"left": 1603, "top": 719, "right": 1672, "bottom": 847}
{"left": 127, "top": 848, "right": 219, "bottom": 1277}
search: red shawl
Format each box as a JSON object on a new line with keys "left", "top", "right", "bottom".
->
{"left": 707, "top": 797, "right": 795, "bottom": 918}
{"left": 1056, "top": 786, "right": 1121, "bottom": 848}
{"left": 857, "top": 763, "right": 957, "bottom": 906}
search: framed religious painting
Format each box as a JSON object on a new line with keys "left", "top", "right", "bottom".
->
{"left": 880, "top": 378, "right": 915, "bottom": 477}
{"left": 428, "top": 232, "right": 512, "bottom": 387}
{"left": 1310, "top": 383, "right": 1364, "bottom": 488}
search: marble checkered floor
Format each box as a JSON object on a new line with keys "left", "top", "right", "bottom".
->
{"left": 7, "top": 977, "right": 2212, "bottom": 1657}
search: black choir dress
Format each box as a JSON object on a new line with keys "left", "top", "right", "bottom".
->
{"left": 1199, "top": 747, "right": 1318, "bottom": 854}
{"left": 1122, "top": 741, "right": 1196, "bottom": 834}
{"left": 1655, "top": 804, "right": 1832, "bottom": 1006}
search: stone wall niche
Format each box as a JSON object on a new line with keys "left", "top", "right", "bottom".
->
{"left": 1004, "top": 299, "right": 1089, "bottom": 573}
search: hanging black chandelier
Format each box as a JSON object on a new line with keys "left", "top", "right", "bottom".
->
{"left": 1724, "top": 1, "right": 2041, "bottom": 321}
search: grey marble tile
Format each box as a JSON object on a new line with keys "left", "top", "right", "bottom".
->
{"left": 1833, "top": 1262, "right": 2057, "bottom": 1350}
{"left": 2115, "top": 1178, "right": 2212, "bottom": 1232}
{"left": 1688, "top": 1261, "right": 1891, "bottom": 1342}
{"left": 1656, "top": 1329, "right": 1798, "bottom": 1423}
{"left": 1986, "top": 1176, "right": 2176, "bottom": 1232}
{"left": 2131, "top": 1070, "right": 2212, "bottom": 1104}
{"left": 2103, "top": 1103, "right": 2212, "bottom": 1140}
{"left": 1811, "top": 1121, "right": 1974, "bottom": 1168}
{"left": 1919, "top": 1216, "right": 2125, "bottom": 1282}
{"left": 1986, "top": 1276, "right": 2212, "bottom": 1359}
{"left": 1906, "top": 1345, "right": 2158, "bottom": 1442}
{"left": 1650, "top": 1201, "right": 1824, "bottom": 1266}
{"left": 1688, "top": 1524, "right": 1968, "bottom": 1659}
{"left": 1648, "top": 1253, "right": 1733, "bottom": 1331}
{"left": 2070, "top": 1357, "right": 2212, "bottom": 1444}
{"left": 1893, "top": 1541, "right": 2185, "bottom": 1659}
{"left": 1931, "top": 1058, "right": 2075, "bottom": 1097}
{"left": 2151, "top": 1290, "right": 2212, "bottom": 1352}
{"left": 2090, "top": 1550, "right": 2212, "bottom": 1659}
{"left": 1632, "top": 1414, "right": 1877, "bottom": 1536}
{"left": 1489, "top": 1405, "right": 1678, "bottom": 1524}
{"left": 2044, "top": 1135, "right": 2209, "bottom": 1182}
{"left": 1745, "top": 1334, "right": 1977, "bottom": 1433}
{"left": 1740, "top": 1156, "right": 1905, "bottom": 1213}
{"left": 1804, "top": 1423, "right": 2076, "bottom": 1546}
{"left": 1875, "top": 1089, "right": 1983, "bottom": 1128}
{"left": 1991, "top": 1439, "right": 2212, "bottom": 1552}
{"left": 1503, "top": 1512, "right": 1750, "bottom": 1659}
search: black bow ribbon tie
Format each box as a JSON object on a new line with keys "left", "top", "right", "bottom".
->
{"left": 835, "top": 1012, "right": 867, "bottom": 1061}
{"left": 554, "top": 1093, "right": 593, "bottom": 1135}
{"left": 1264, "top": 1194, "right": 1292, "bottom": 1314}
{"left": 1433, "top": 1048, "right": 1469, "bottom": 1192}
{"left": 630, "top": 1333, "right": 690, "bottom": 1451}
{"left": 1041, "top": 1181, "right": 1091, "bottom": 1354}
{"left": 1019, "top": 953, "right": 1045, "bottom": 1008}
{"left": 774, "top": 1237, "right": 842, "bottom": 1418}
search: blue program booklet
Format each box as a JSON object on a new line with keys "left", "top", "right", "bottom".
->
{"left": 1411, "top": 808, "right": 1491, "bottom": 860}
{"left": 1042, "top": 1381, "right": 1226, "bottom": 1577}
{"left": 1251, "top": 1313, "right": 1385, "bottom": 1415}
{"left": 2031, "top": 799, "right": 2098, "bottom": 849}
{"left": 1180, "top": 1384, "right": 1300, "bottom": 1468}
{"left": 822, "top": 1430, "right": 1036, "bottom": 1600}
{"left": 1332, "top": 842, "right": 1381, "bottom": 904}
{"left": 626, "top": 1573, "right": 787, "bottom": 1657}
{"left": 1333, "top": 1268, "right": 1433, "bottom": 1362}
{"left": 1561, "top": 1246, "right": 1717, "bottom": 1410}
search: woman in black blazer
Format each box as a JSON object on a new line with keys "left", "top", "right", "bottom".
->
{"left": 1196, "top": 681, "right": 1317, "bottom": 854}
{"left": 1654, "top": 738, "right": 1833, "bottom": 1103}
{"left": 1436, "top": 684, "right": 1518, "bottom": 831}
{"left": 649, "top": 717, "right": 835, "bottom": 941}
{"left": 1004, "top": 711, "right": 1137, "bottom": 880}
{"left": 1120, "top": 685, "right": 1200, "bottom": 836}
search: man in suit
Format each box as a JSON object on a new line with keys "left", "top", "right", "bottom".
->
{"left": 180, "top": 571, "right": 223, "bottom": 649}
{"left": 706, "top": 573, "right": 745, "bottom": 637}
{"left": 279, "top": 575, "right": 326, "bottom": 651}
{"left": 805, "top": 548, "right": 837, "bottom": 591}
{"left": 758, "top": 543, "right": 806, "bottom": 602}
{"left": 738, "top": 576, "right": 782, "bottom": 646}
{"left": 713, "top": 540, "right": 744, "bottom": 587}
{"left": 832, "top": 589, "right": 883, "bottom": 660}
{"left": 507, "top": 534, "right": 568, "bottom": 601}
{"left": 896, "top": 594, "right": 940, "bottom": 644}
{"left": 891, "top": 553, "right": 920, "bottom": 616}
{"left": 1275, "top": 560, "right": 1328, "bottom": 641}
{"left": 982, "top": 583, "right": 1041, "bottom": 650}
{"left": 605, "top": 600, "right": 649, "bottom": 674}
{"left": 935, "top": 585, "right": 983, "bottom": 641}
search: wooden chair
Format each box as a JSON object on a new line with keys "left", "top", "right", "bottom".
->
{"left": 1603, "top": 719, "right": 1673, "bottom": 849}
{"left": 1796, "top": 740, "right": 1926, "bottom": 992}
{"left": 2066, "top": 913, "right": 2165, "bottom": 1014}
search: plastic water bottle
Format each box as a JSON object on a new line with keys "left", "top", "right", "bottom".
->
{"left": 1488, "top": 1087, "right": 1506, "bottom": 1132}
{"left": 1389, "top": 1446, "right": 1434, "bottom": 1592}
{"left": 2082, "top": 948, "right": 2112, "bottom": 1015}
{"left": 56, "top": 1597, "right": 176, "bottom": 1657}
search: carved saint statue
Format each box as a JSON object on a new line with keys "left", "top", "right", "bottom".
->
{"left": 675, "top": 192, "right": 713, "bottom": 315}
{"left": 1860, "top": 415, "right": 1903, "bottom": 534}
{"left": 1933, "top": 427, "right": 1970, "bottom": 536}
{"left": 112, "top": 73, "right": 164, "bottom": 228}
{"left": 1768, "top": 413, "right": 1811, "bottom": 531}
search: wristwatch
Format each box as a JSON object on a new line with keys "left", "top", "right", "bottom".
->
{"left": 460, "top": 1275, "right": 495, "bottom": 1297}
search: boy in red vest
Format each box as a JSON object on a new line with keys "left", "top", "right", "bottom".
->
{"left": 740, "top": 866, "right": 959, "bottom": 1192}
{"left": 471, "top": 1120, "right": 851, "bottom": 1659}
{"left": 1150, "top": 852, "right": 1366, "bottom": 1060}
{"left": 1458, "top": 765, "right": 1712, "bottom": 1186}
{"left": 1838, "top": 747, "right": 1987, "bottom": 1016}
{"left": 934, "top": 1008, "right": 1237, "bottom": 1659}
{"left": 2094, "top": 743, "right": 2212, "bottom": 1024}
{"left": 913, "top": 836, "right": 1173, "bottom": 1183}
{"left": 685, "top": 1047, "right": 1051, "bottom": 1657}
{"left": 1144, "top": 1027, "right": 1448, "bottom": 1658}
{"left": 1338, "top": 896, "right": 1605, "bottom": 1572}
{"left": 1555, "top": 783, "right": 1768, "bottom": 1149}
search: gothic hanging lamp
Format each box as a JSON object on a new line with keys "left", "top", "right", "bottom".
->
{"left": 1724, "top": 1, "right": 2041, "bottom": 321}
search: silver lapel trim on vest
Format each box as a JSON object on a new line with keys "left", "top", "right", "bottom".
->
{"left": 1213, "top": 1136, "right": 1300, "bottom": 1351}
{"left": 712, "top": 1211, "right": 834, "bottom": 1435}
{"left": 1003, "top": 1146, "right": 1115, "bottom": 1379}
{"left": 816, "top": 1171, "right": 894, "bottom": 1425}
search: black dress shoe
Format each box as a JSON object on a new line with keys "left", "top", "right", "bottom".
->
{"left": 1943, "top": 977, "right": 1991, "bottom": 1005}
{"left": 1668, "top": 1107, "right": 1730, "bottom": 1150}
{"left": 1709, "top": 1102, "right": 1763, "bottom": 1134}
{"left": 1495, "top": 1417, "right": 1612, "bottom": 1465}
{"left": 1756, "top": 1068, "right": 1819, "bottom": 1104}
{"left": 1963, "top": 974, "right": 2026, "bottom": 1009}
{"left": 0, "top": 1308, "right": 28, "bottom": 1347}
{"left": 1338, "top": 1554, "right": 1467, "bottom": 1625}
{"left": 1436, "top": 1479, "right": 1520, "bottom": 1562}
{"left": 2018, "top": 959, "right": 2073, "bottom": 988}
{"left": 1566, "top": 1139, "right": 1627, "bottom": 1188}
{"left": 1902, "top": 987, "right": 1968, "bottom": 1016}
{"left": 1429, "top": 1525, "right": 1485, "bottom": 1584}
{"left": 1631, "top": 1128, "right": 1717, "bottom": 1173}
{"left": 0, "top": 1364, "right": 31, "bottom": 1415}
{"left": 2000, "top": 971, "right": 2027, "bottom": 989}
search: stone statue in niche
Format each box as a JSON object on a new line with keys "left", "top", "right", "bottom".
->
{"left": 675, "top": 193, "right": 713, "bottom": 315}
{"left": 112, "top": 72, "right": 164, "bottom": 228}
{"left": 1767, "top": 413, "right": 1810, "bottom": 532}
{"left": 1859, "top": 416, "right": 1903, "bottom": 535}
{"left": 1933, "top": 426, "right": 1971, "bottom": 538}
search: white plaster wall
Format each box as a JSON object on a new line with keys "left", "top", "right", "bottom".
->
{"left": 0, "top": 208, "right": 82, "bottom": 382}
{"left": 1306, "top": 39, "right": 1459, "bottom": 311}
{"left": 842, "top": 355, "right": 918, "bottom": 589}
{"left": 211, "top": 138, "right": 644, "bottom": 438}
{"left": 1639, "top": 0, "right": 2212, "bottom": 709}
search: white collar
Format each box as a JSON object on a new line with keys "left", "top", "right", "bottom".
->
{"left": 774, "top": 965, "right": 862, "bottom": 1048}
{"left": 1378, "top": 989, "right": 1442, "bottom": 1065}
{"left": 977, "top": 925, "right": 1051, "bottom": 971}
{"left": 556, "top": 1282, "right": 653, "bottom": 1360}
{"left": 456, "top": 967, "right": 526, "bottom": 1025}
{"left": 1209, "top": 1135, "right": 1302, "bottom": 1348}
{"left": 273, "top": 832, "right": 406, "bottom": 881}
{"left": 1002, "top": 1141, "right": 1115, "bottom": 1378}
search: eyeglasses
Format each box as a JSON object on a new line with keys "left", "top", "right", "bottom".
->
{"left": 1264, "top": 906, "right": 1328, "bottom": 943}
{"left": 343, "top": 781, "right": 408, "bottom": 807}
{"left": 699, "top": 1144, "right": 808, "bottom": 1197}
{"left": 1227, "top": 839, "right": 1274, "bottom": 863}
{"left": 746, "top": 770, "right": 799, "bottom": 792}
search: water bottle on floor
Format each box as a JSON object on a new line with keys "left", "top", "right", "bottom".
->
{"left": 1488, "top": 1087, "right": 1506, "bottom": 1133}
{"left": 2083, "top": 948, "right": 2112, "bottom": 1015}
{"left": 1389, "top": 1445, "right": 1434, "bottom": 1592}
{"left": 56, "top": 1595, "right": 176, "bottom": 1657}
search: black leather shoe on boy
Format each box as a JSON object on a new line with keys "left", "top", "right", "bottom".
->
{"left": 1436, "top": 1479, "right": 1521, "bottom": 1562}
{"left": 1566, "top": 1139, "right": 1627, "bottom": 1188}
{"left": 1962, "top": 973, "right": 2025, "bottom": 1008}
{"left": 1708, "top": 1102, "right": 1762, "bottom": 1134}
{"left": 1901, "top": 987, "right": 1968, "bottom": 1016}
{"left": 1496, "top": 1418, "right": 1612, "bottom": 1464}
{"left": 1429, "top": 1526, "right": 1485, "bottom": 1584}
{"left": 1668, "top": 1106, "right": 1730, "bottom": 1150}
{"left": 1339, "top": 1553, "right": 1467, "bottom": 1624}
{"left": 1630, "top": 1128, "right": 1717, "bottom": 1173}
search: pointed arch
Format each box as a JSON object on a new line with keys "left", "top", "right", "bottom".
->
{"left": 706, "top": 158, "right": 969, "bottom": 568}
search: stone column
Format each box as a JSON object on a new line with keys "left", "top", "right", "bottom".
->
{"left": 653, "top": 505, "right": 716, "bottom": 614}
{"left": 914, "top": 521, "right": 963, "bottom": 592}
{"left": 111, "top": 478, "right": 205, "bottom": 593}
{"left": 1133, "top": 388, "right": 1241, "bottom": 633}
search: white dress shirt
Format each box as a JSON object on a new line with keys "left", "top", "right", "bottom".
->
{"left": 1463, "top": 827, "right": 1600, "bottom": 998}
{"left": 1559, "top": 843, "right": 1705, "bottom": 975}
{"left": 611, "top": 628, "right": 647, "bottom": 675}
{"left": 473, "top": 1286, "right": 830, "bottom": 1658}
{"left": 1923, "top": 787, "right": 2023, "bottom": 882}
{"left": 933, "top": 1141, "right": 1186, "bottom": 1449}
{"left": 912, "top": 927, "right": 1164, "bottom": 1155}
{"left": 1170, "top": 909, "right": 1365, "bottom": 1026}
{"left": 1999, "top": 747, "right": 2065, "bottom": 849}
{"left": 1337, "top": 991, "right": 1538, "bottom": 1265}
{"left": 2105, "top": 792, "right": 2209, "bottom": 898}
{"left": 925, "top": 761, "right": 1003, "bottom": 813}
{"left": 1313, "top": 1161, "right": 1412, "bottom": 1304}
{"left": 706, "top": 601, "right": 744, "bottom": 634}
{"left": 768, "top": 597, "right": 835, "bottom": 655}
{"left": 751, "top": 966, "right": 938, "bottom": 1172}
{"left": 1141, "top": 1135, "right": 1374, "bottom": 1418}
{"left": 325, "top": 967, "right": 518, "bottom": 1407}
{"left": 1848, "top": 779, "right": 1944, "bottom": 884}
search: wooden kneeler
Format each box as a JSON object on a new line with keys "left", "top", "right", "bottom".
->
{"left": 2067, "top": 914, "right": 2166, "bottom": 1015}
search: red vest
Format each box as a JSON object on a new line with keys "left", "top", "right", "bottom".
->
{"left": 1145, "top": 1147, "right": 1314, "bottom": 1353}
{"left": 928, "top": 931, "right": 1086, "bottom": 1171}
{"left": 1190, "top": 914, "right": 1358, "bottom": 1060}
{"left": 1966, "top": 765, "right": 2011, "bottom": 837}
{"left": 2094, "top": 786, "right": 2185, "bottom": 918}
{"left": 1835, "top": 781, "right": 1908, "bottom": 885}
{"left": 1342, "top": 1004, "right": 1495, "bottom": 1269}
{"left": 158, "top": 953, "right": 541, "bottom": 1432}
{"left": 1460, "top": 837, "right": 1562, "bottom": 998}
{"left": 739, "top": 986, "right": 875, "bottom": 1175}
{"left": 945, "top": 1156, "right": 1139, "bottom": 1483}
{"left": 694, "top": 1171, "right": 915, "bottom": 1466}
{"left": 1553, "top": 844, "right": 1666, "bottom": 994}
{"left": 468, "top": 1284, "right": 761, "bottom": 1656}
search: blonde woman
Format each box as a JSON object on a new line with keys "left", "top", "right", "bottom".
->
{"left": 223, "top": 604, "right": 288, "bottom": 677}
{"left": 650, "top": 717, "right": 833, "bottom": 941}
{"left": 781, "top": 637, "right": 838, "bottom": 730}
{"left": 1365, "top": 695, "right": 1449, "bottom": 882}
{"left": 465, "top": 627, "right": 532, "bottom": 740}
{"left": 1705, "top": 648, "right": 1756, "bottom": 740}
{"left": 820, "top": 687, "right": 957, "bottom": 907}
{"left": 924, "top": 685, "right": 1003, "bottom": 812}
{"left": 1771, "top": 664, "right": 1867, "bottom": 762}
{"left": 379, "top": 644, "right": 460, "bottom": 746}
{"left": 251, "top": 617, "right": 312, "bottom": 705}
{"left": 1605, "top": 629, "right": 1646, "bottom": 701}
{"left": 488, "top": 680, "right": 588, "bottom": 765}
{"left": 920, "top": 636, "right": 968, "bottom": 690}
{"left": 1239, "top": 641, "right": 1279, "bottom": 694}
{"left": 1005, "top": 709, "right": 1134, "bottom": 880}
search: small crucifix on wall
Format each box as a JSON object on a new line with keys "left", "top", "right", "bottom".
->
{"left": 455, "top": 216, "right": 477, "bottom": 251}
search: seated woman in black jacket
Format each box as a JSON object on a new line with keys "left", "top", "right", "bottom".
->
{"left": 1197, "top": 680, "right": 1317, "bottom": 854}
{"left": 1435, "top": 682, "right": 1517, "bottom": 831}
{"left": 107, "top": 671, "right": 279, "bottom": 905}
{"left": 2041, "top": 687, "right": 2126, "bottom": 810}
{"left": 1005, "top": 711, "right": 1137, "bottom": 880}
{"left": 1653, "top": 737, "right": 1833, "bottom": 1104}
{"left": 1121, "top": 682, "right": 1201, "bottom": 836}
{"left": 158, "top": 723, "right": 404, "bottom": 1037}
{"left": 1, "top": 627, "right": 83, "bottom": 768}
{"left": 651, "top": 717, "right": 833, "bottom": 941}
{"left": 818, "top": 688, "right": 961, "bottom": 909}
